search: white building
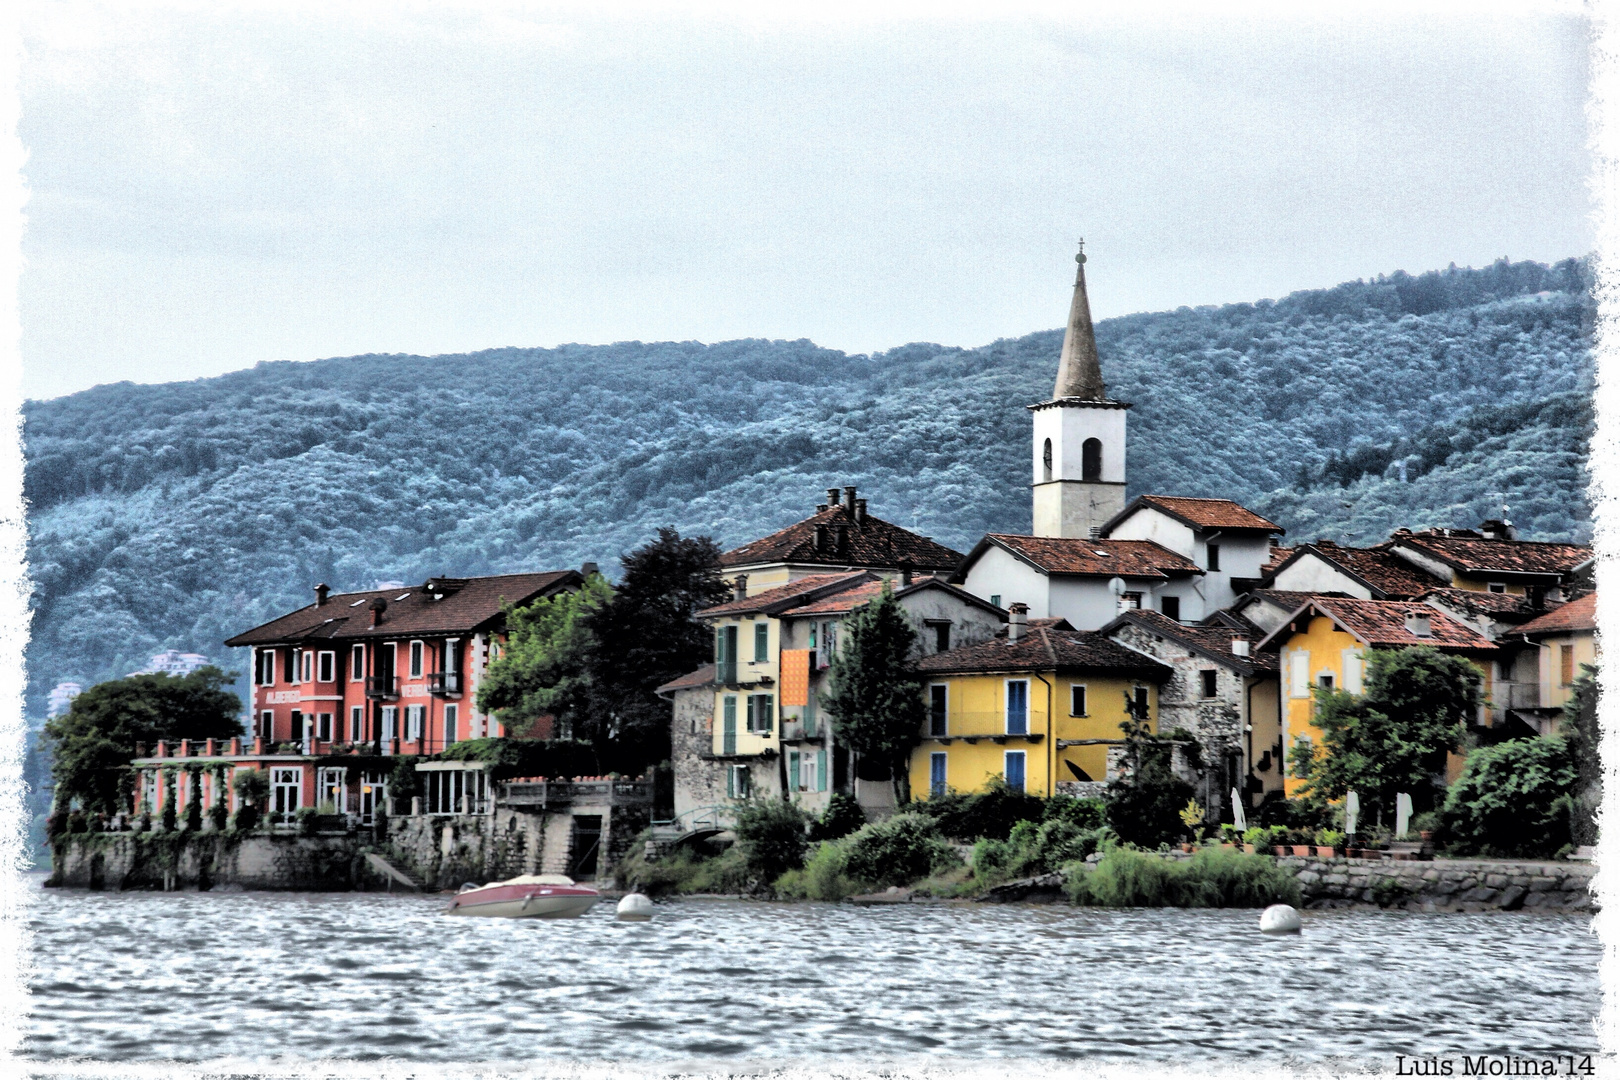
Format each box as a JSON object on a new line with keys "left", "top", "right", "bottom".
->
{"left": 128, "top": 650, "right": 212, "bottom": 678}
{"left": 1099, "top": 495, "right": 1284, "bottom": 612}
{"left": 46, "top": 681, "right": 82, "bottom": 718}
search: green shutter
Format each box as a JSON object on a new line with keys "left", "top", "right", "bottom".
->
{"left": 761, "top": 695, "right": 774, "bottom": 734}
{"left": 726, "top": 766, "right": 735, "bottom": 799}
{"left": 816, "top": 750, "right": 828, "bottom": 792}
{"left": 755, "top": 622, "right": 769, "bottom": 662}
{"left": 788, "top": 751, "right": 800, "bottom": 793}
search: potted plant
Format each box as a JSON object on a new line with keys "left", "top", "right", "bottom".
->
{"left": 1241, "top": 826, "right": 1266, "bottom": 854}
{"left": 1177, "top": 798, "right": 1205, "bottom": 853}
{"left": 1314, "top": 829, "right": 1344, "bottom": 858}
{"left": 1411, "top": 811, "right": 1438, "bottom": 843}
{"left": 1217, "top": 823, "right": 1240, "bottom": 850}
{"left": 1287, "top": 827, "right": 1311, "bottom": 857}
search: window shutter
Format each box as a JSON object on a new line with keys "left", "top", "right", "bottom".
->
{"left": 761, "top": 695, "right": 774, "bottom": 734}
{"left": 816, "top": 750, "right": 827, "bottom": 792}
{"left": 788, "top": 752, "right": 800, "bottom": 792}
{"left": 726, "top": 767, "right": 735, "bottom": 799}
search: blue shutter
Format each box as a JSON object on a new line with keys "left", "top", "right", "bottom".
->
{"left": 788, "top": 752, "right": 800, "bottom": 793}
{"left": 816, "top": 750, "right": 827, "bottom": 792}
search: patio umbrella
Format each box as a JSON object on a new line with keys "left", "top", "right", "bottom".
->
{"left": 1395, "top": 792, "right": 1413, "bottom": 839}
{"left": 1231, "top": 787, "right": 1247, "bottom": 833}
{"left": 1344, "top": 790, "right": 1360, "bottom": 838}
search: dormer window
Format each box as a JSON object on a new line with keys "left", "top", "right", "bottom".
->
{"left": 1487, "top": 582, "right": 1506, "bottom": 594}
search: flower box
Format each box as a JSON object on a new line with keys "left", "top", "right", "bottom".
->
{"left": 1314, "top": 846, "right": 1337, "bottom": 858}
{"left": 1290, "top": 844, "right": 1312, "bottom": 857}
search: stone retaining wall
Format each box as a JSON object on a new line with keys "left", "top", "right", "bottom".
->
{"left": 1286, "top": 856, "right": 1595, "bottom": 912}
{"left": 48, "top": 831, "right": 365, "bottom": 891}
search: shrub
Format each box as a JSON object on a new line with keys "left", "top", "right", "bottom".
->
{"left": 1066, "top": 846, "right": 1301, "bottom": 908}
{"left": 161, "top": 802, "right": 177, "bottom": 833}
{"left": 232, "top": 768, "right": 269, "bottom": 807}
{"left": 774, "top": 842, "right": 858, "bottom": 901}
{"left": 973, "top": 818, "right": 1112, "bottom": 886}
{"left": 295, "top": 806, "right": 319, "bottom": 837}
{"left": 914, "top": 781, "right": 1048, "bottom": 841}
{"left": 1105, "top": 742, "right": 1193, "bottom": 849}
{"left": 228, "top": 805, "right": 257, "bottom": 832}
{"left": 841, "top": 813, "right": 962, "bottom": 888}
{"left": 208, "top": 803, "right": 228, "bottom": 831}
{"left": 733, "top": 798, "right": 810, "bottom": 882}
{"left": 1441, "top": 737, "right": 1576, "bottom": 859}
{"left": 808, "top": 793, "right": 866, "bottom": 842}
{"left": 1042, "top": 795, "right": 1107, "bottom": 831}
{"left": 1314, "top": 829, "right": 1345, "bottom": 848}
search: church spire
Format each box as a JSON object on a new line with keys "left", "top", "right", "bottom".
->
{"left": 1052, "top": 240, "right": 1106, "bottom": 401}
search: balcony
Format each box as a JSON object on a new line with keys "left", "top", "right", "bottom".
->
{"left": 366, "top": 676, "right": 399, "bottom": 701}
{"left": 427, "top": 672, "right": 462, "bottom": 696}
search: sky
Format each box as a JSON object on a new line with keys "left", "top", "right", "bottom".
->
{"left": 16, "top": 3, "right": 1596, "bottom": 401}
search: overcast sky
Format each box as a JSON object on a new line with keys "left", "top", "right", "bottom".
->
{"left": 17, "top": 3, "right": 1594, "bottom": 401}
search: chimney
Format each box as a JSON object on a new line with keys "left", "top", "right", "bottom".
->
{"left": 843, "top": 486, "right": 858, "bottom": 515}
{"left": 314, "top": 583, "right": 330, "bottom": 606}
{"left": 1479, "top": 519, "right": 1517, "bottom": 541}
{"left": 369, "top": 596, "right": 388, "bottom": 627}
{"left": 816, "top": 504, "right": 828, "bottom": 513}
{"left": 827, "top": 487, "right": 842, "bottom": 509}
{"left": 899, "top": 559, "right": 913, "bottom": 587}
{"left": 814, "top": 524, "right": 828, "bottom": 552}
{"left": 581, "top": 561, "right": 599, "bottom": 577}
{"left": 854, "top": 498, "right": 867, "bottom": 524}
{"left": 1231, "top": 637, "right": 1251, "bottom": 657}
{"left": 1405, "top": 610, "right": 1432, "bottom": 637}
{"left": 1008, "top": 602, "right": 1029, "bottom": 642}
{"left": 732, "top": 575, "right": 748, "bottom": 602}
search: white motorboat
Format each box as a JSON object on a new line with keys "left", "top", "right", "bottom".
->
{"left": 443, "top": 874, "right": 601, "bottom": 919}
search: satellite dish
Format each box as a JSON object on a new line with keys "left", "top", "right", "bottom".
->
{"left": 1108, "top": 577, "right": 1127, "bottom": 597}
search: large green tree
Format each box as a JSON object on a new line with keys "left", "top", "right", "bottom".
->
{"left": 1296, "top": 646, "right": 1480, "bottom": 821}
{"left": 821, "top": 584, "right": 925, "bottom": 803}
{"left": 44, "top": 667, "right": 244, "bottom": 815}
{"left": 583, "top": 528, "right": 731, "bottom": 773}
{"left": 475, "top": 572, "right": 614, "bottom": 739}
{"left": 1561, "top": 665, "right": 1600, "bottom": 847}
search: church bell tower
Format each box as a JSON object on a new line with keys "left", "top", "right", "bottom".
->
{"left": 1029, "top": 241, "right": 1129, "bottom": 538}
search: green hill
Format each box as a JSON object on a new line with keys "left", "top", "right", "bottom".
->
{"left": 23, "top": 257, "right": 1594, "bottom": 714}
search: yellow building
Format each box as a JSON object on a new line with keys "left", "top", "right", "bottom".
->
{"left": 909, "top": 612, "right": 1170, "bottom": 798}
{"left": 1517, "top": 592, "right": 1599, "bottom": 724}
{"left": 1254, "top": 597, "right": 1501, "bottom": 794}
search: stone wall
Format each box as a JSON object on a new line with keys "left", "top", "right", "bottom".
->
{"left": 49, "top": 831, "right": 364, "bottom": 891}
{"left": 671, "top": 685, "right": 727, "bottom": 821}
{"left": 1287, "top": 856, "right": 1595, "bottom": 912}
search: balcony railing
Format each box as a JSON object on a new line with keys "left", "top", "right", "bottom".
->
{"left": 715, "top": 660, "right": 737, "bottom": 686}
{"left": 366, "top": 676, "right": 399, "bottom": 700}
{"left": 498, "top": 779, "right": 652, "bottom": 808}
{"left": 427, "top": 672, "right": 462, "bottom": 696}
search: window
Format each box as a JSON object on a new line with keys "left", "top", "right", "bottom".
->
{"left": 409, "top": 641, "right": 424, "bottom": 678}
{"left": 1081, "top": 438, "right": 1102, "bottom": 481}
{"left": 271, "top": 767, "right": 302, "bottom": 814}
{"left": 816, "top": 750, "right": 828, "bottom": 792}
{"left": 1161, "top": 596, "right": 1181, "bottom": 621}
{"left": 1121, "top": 592, "right": 1143, "bottom": 610}
{"left": 406, "top": 705, "right": 424, "bottom": 742}
{"left": 381, "top": 706, "right": 398, "bottom": 742}
{"left": 929, "top": 685, "right": 948, "bottom": 737}
{"left": 1289, "top": 652, "right": 1309, "bottom": 698}
{"left": 260, "top": 711, "right": 274, "bottom": 739}
{"left": 1200, "top": 670, "right": 1218, "bottom": 699}
{"left": 1488, "top": 582, "right": 1506, "bottom": 594}
{"left": 788, "top": 751, "right": 801, "bottom": 791}
{"left": 255, "top": 649, "right": 276, "bottom": 686}
{"left": 1004, "top": 751, "right": 1026, "bottom": 794}
{"left": 445, "top": 704, "right": 458, "bottom": 745}
{"left": 722, "top": 696, "right": 737, "bottom": 754}
{"left": 317, "top": 712, "right": 332, "bottom": 741}
{"left": 1560, "top": 645, "right": 1575, "bottom": 687}
{"left": 930, "top": 752, "right": 948, "bottom": 797}
{"left": 726, "top": 764, "right": 750, "bottom": 798}
{"left": 1133, "top": 686, "right": 1150, "bottom": 720}
{"left": 444, "top": 639, "right": 461, "bottom": 675}
{"left": 1206, "top": 544, "right": 1221, "bottom": 572}
{"left": 990, "top": 594, "right": 1002, "bottom": 608}
{"left": 1006, "top": 680, "right": 1029, "bottom": 736}
{"left": 746, "top": 694, "right": 775, "bottom": 734}
{"left": 291, "top": 710, "right": 304, "bottom": 742}
{"left": 300, "top": 651, "right": 313, "bottom": 683}
{"left": 1042, "top": 438, "right": 1053, "bottom": 482}
{"left": 929, "top": 621, "right": 951, "bottom": 653}
{"left": 1318, "top": 675, "right": 1334, "bottom": 690}
{"left": 754, "top": 622, "right": 769, "bottom": 662}
{"left": 351, "top": 645, "right": 365, "bottom": 680}
{"left": 283, "top": 648, "right": 297, "bottom": 684}
{"left": 1070, "top": 684, "right": 1087, "bottom": 716}
{"left": 349, "top": 705, "right": 363, "bottom": 742}
{"left": 317, "top": 651, "right": 335, "bottom": 683}
{"left": 317, "top": 767, "right": 346, "bottom": 814}
{"left": 716, "top": 625, "right": 738, "bottom": 683}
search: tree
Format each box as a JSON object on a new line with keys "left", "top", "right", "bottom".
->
{"left": 1440, "top": 737, "right": 1576, "bottom": 858}
{"left": 1105, "top": 691, "right": 1194, "bottom": 848}
{"left": 1561, "top": 665, "right": 1600, "bottom": 847}
{"left": 583, "top": 528, "right": 731, "bottom": 774}
{"left": 475, "top": 573, "right": 614, "bottom": 740}
{"left": 733, "top": 797, "right": 810, "bottom": 884}
{"left": 44, "top": 667, "right": 244, "bottom": 816}
{"left": 1298, "top": 647, "right": 1479, "bottom": 821}
{"left": 821, "top": 584, "right": 926, "bottom": 804}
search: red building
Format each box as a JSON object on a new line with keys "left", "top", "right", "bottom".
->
{"left": 131, "top": 569, "right": 585, "bottom": 822}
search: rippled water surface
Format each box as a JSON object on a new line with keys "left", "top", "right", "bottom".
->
{"left": 25, "top": 878, "right": 1599, "bottom": 1065}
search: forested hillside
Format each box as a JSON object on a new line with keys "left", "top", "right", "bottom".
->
{"left": 23, "top": 258, "right": 1594, "bottom": 714}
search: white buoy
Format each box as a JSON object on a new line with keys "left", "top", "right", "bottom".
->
{"left": 617, "top": 893, "right": 656, "bottom": 921}
{"left": 1259, "top": 904, "right": 1302, "bottom": 934}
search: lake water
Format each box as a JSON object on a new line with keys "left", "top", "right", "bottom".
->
{"left": 23, "top": 878, "right": 1600, "bottom": 1068}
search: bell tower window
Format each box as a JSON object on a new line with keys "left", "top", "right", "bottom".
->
{"left": 1042, "top": 439, "right": 1053, "bottom": 482}
{"left": 1082, "top": 438, "right": 1103, "bottom": 481}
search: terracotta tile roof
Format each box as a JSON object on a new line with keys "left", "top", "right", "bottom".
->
{"left": 1274, "top": 542, "right": 1444, "bottom": 599}
{"left": 1258, "top": 597, "right": 1498, "bottom": 653}
{"left": 1243, "top": 589, "right": 1341, "bottom": 609}
{"left": 786, "top": 575, "right": 1003, "bottom": 618}
{"left": 916, "top": 624, "right": 1171, "bottom": 678}
{"left": 719, "top": 503, "right": 963, "bottom": 573}
{"left": 1517, "top": 593, "right": 1598, "bottom": 636}
{"left": 224, "top": 571, "right": 581, "bottom": 647}
{"left": 656, "top": 664, "right": 716, "bottom": 695}
{"left": 1261, "top": 546, "right": 1294, "bottom": 574}
{"left": 1122, "top": 495, "right": 1283, "bottom": 533}
{"left": 1102, "top": 608, "right": 1277, "bottom": 673}
{"left": 1391, "top": 531, "right": 1592, "bottom": 578}
{"left": 973, "top": 534, "right": 1202, "bottom": 580}
{"left": 1419, "top": 588, "right": 1543, "bottom": 620}
{"left": 697, "top": 572, "right": 873, "bottom": 618}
